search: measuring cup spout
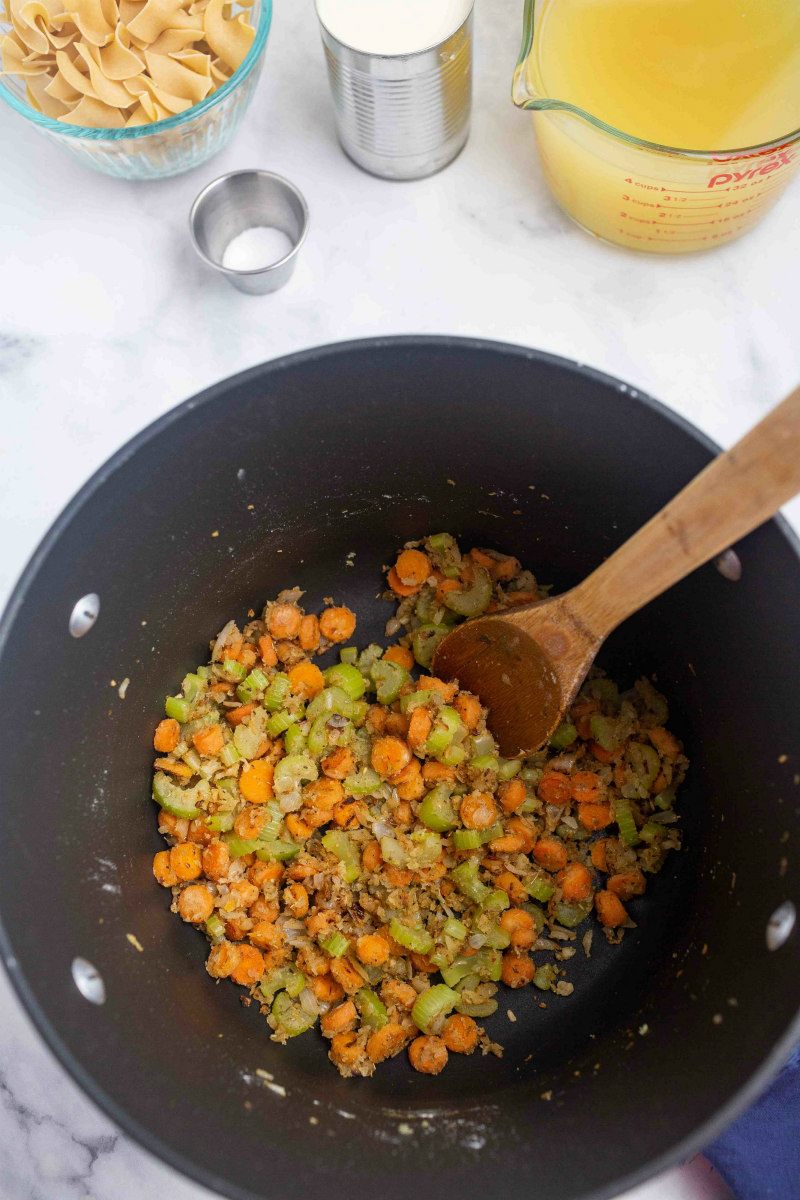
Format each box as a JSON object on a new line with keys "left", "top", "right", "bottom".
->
{"left": 511, "top": 0, "right": 592, "bottom": 123}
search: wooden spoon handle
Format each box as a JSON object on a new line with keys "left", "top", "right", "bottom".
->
{"left": 569, "top": 386, "right": 800, "bottom": 637}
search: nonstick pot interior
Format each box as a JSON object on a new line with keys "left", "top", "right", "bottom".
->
{"left": 0, "top": 338, "right": 798, "bottom": 1200}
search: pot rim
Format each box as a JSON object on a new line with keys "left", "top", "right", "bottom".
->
{"left": 1, "top": 335, "right": 798, "bottom": 1200}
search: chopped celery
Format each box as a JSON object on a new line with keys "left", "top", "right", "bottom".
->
{"left": 483, "top": 923, "right": 511, "bottom": 949}
{"left": 455, "top": 999, "right": 498, "bottom": 1018}
{"left": 549, "top": 722, "right": 578, "bottom": 750}
{"left": 307, "top": 714, "right": 331, "bottom": 757}
{"left": 628, "top": 742, "right": 660, "bottom": 789}
{"left": 439, "top": 743, "right": 466, "bottom": 767}
{"left": 357, "top": 644, "right": 383, "bottom": 675}
{"left": 273, "top": 754, "right": 318, "bottom": 794}
{"left": 324, "top": 663, "right": 366, "bottom": 701}
{"left": 223, "top": 832, "right": 260, "bottom": 858}
{"left": 322, "top": 830, "right": 361, "bottom": 882}
{"left": 553, "top": 900, "right": 592, "bottom": 928}
{"left": 470, "top": 732, "right": 495, "bottom": 757}
{"left": 498, "top": 758, "right": 522, "bottom": 781}
{"left": 525, "top": 872, "right": 555, "bottom": 902}
{"left": 613, "top": 794, "right": 640, "bottom": 846}
{"left": 370, "top": 659, "right": 408, "bottom": 704}
{"left": 424, "top": 707, "right": 463, "bottom": 756}
{"left": 219, "top": 743, "right": 241, "bottom": 768}
{"left": 262, "top": 800, "right": 283, "bottom": 841}
{"left": 263, "top": 674, "right": 291, "bottom": 711}
{"left": 356, "top": 988, "right": 388, "bottom": 1030}
{"left": 205, "top": 913, "right": 225, "bottom": 941}
{"left": 442, "top": 917, "right": 467, "bottom": 941}
{"left": 452, "top": 823, "right": 503, "bottom": 850}
{"left": 400, "top": 689, "right": 434, "bottom": 714}
{"left": 350, "top": 700, "right": 368, "bottom": 726}
{"left": 284, "top": 724, "right": 307, "bottom": 754}
{"left": 152, "top": 772, "right": 201, "bottom": 818}
{"left": 221, "top": 658, "right": 247, "bottom": 682}
{"left": 343, "top": 767, "right": 382, "bottom": 796}
{"left": 265, "top": 710, "right": 299, "bottom": 738}
{"left": 271, "top": 991, "right": 316, "bottom": 1037}
{"left": 469, "top": 753, "right": 500, "bottom": 772}
{"left": 655, "top": 785, "right": 676, "bottom": 811}
{"left": 233, "top": 723, "right": 263, "bottom": 760}
{"left": 320, "top": 931, "right": 349, "bottom": 957}
{"left": 206, "top": 811, "right": 235, "bottom": 833}
{"left": 418, "top": 784, "right": 458, "bottom": 832}
{"left": 639, "top": 821, "right": 664, "bottom": 843}
{"left": 479, "top": 888, "right": 510, "bottom": 914}
{"left": 412, "top": 984, "right": 458, "bottom": 1034}
{"left": 412, "top": 623, "right": 449, "bottom": 668}
{"left": 410, "top": 829, "right": 442, "bottom": 865}
{"left": 182, "top": 673, "right": 205, "bottom": 703}
{"left": 165, "top": 695, "right": 192, "bottom": 724}
{"left": 451, "top": 861, "right": 490, "bottom": 904}
{"left": 306, "top": 686, "right": 353, "bottom": 721}
{"left": 388, "top": 919, "right": 433, "bottom": 955}
{"left": 533, "top": 963, "right": 557, "bottom": 991}
{"left": 443, "top": 566, "right": 492, "bottom": 617}
{"left": 441, "top": 947, "right": 500, "bottom": 986}
{"left": 340, "top": 647, "right": 358, "bottom": 665}
{"left": 255, "top": 839, "right": 301, "bottom": 862}
{"left": 261, "top": 966, "right": 306, "bottom": 1000}
{"left": 589, "top": 714, "right": 620, "bottom": 752}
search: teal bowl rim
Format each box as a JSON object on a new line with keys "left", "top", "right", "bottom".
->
{"left": 0, "top": 0, "right": 271, "bottom": 141}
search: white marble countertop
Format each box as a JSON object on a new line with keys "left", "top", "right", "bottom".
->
{"left": 2, "top": 0, "right": 799, "bottom": 1196}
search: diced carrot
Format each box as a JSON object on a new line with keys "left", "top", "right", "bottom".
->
{"left": 460, "top": 792, "right": 498, "bottom": 830}
{"left": 579, "top": 802, "right": 613, "bottom": 832}
{"left": 384, "top": 644, "right": 414, "bottom": 670}
{"left": 503, "top": 590, "right": 538, "bottom": 607}
{"left": 595, "top": 890, "right": 628, "bottom": 928}
{"left": 387, "top": 567, "right": 420, "bottom": 597}
{"left": 571, "top": 771, "right": 603, "bottom": 804}
{"left": 421, "top": 761, "right": 456, "bottom": 784}
{"left": 419, "top": 676, "right": 457, "bottom": 702}
{"left": 287, "top": 661, "right": 325, "bottom": 698}
{"left": 356, "top": 934, "right": 390, "bottom": 966}
{"left": 532, "top": 837, "right": 567, "bottom": 872}
{"left": 395, "top": 549, "right": 430, "bottom": 588}
{"left": 319, "top": 607, "right": 356, "bottom": 643}
{"left": 469, "top": 548, "right": 496, "bottom": 569}
{"left": 608, "top": 870, "right": 646, "bottom": 901}
{"left": 227, "top": 703, "right": 255, "bottom": 726}
{"left": 407, "top": 707, "right": 432, "bottom": 751}
{"left": 239, "top": 759, "right": 274, "bottom": 804}
{"left": 153, "top": 718, "right": 180, "bottom": 753}
{"left": 648, "top": 727, "right": 681, "bottom": 758}
{"left": 193, "top": 725, "right": 224, "bottom": 757}
{"left": 258, "top": 634, "right": 278, "bottom": 666}
{"left": 268, "top": 604, "right": 302, "bottom": 639}
{"left": 371, "top": 736, "right": 412, "bottom": 777}
{"left": 501, "top": 951, "right": 534, "bottom": 988}
{"left": 298, "top": 614, "right": 320, "bottom": 652}
{"left": 384, "top": 710, "right": 409, "bottom": 737}
{"left": 589, "top": 740, "right": 618, "bottom": 764}
{"left": 152, "top": 850, "right": 177, "bottom": 887}
{"left": 538, "top": 771, "right": 573, "bottom": 806}
{"left": 558, "top": 862, "right": 593, "bottom": 902}
{"left": 498, "top": 778, "right": 526, "bottom": 812}
{"left": 230, "top": 945, "right": 265, "bottom": 986}
{"left": 499, "top": 907, "right": 537, "bottom": 948}
{"left": 590, "top": 839, "right": 611, "bottom": 873}
{"left": 505, "top": 816, "right": 535, "bottom": 853}
{"left": 453, "top": 692, "right": 482, "bottom": 731}
{"left": 321, "top": 746, "right": 356, "bottom": 780}
{"left": 154, "top": 758, "right": 194, "bottom": 778}
{"left": 362, "top": 841, "right": 383, "bottom": 873}
{"left": 435, "top": 578, "right": 461, "bottom": 604}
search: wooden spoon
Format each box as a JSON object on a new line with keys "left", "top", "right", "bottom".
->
{"left": 433, "top": 387, "right": 800, "bottom": 758}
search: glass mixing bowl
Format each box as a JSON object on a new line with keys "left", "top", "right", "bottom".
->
{"left": 0, "top": 0, "right": 272, "bottom": 180}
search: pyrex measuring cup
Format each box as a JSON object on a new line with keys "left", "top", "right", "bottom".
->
{"left": 512, "top": 0, "right": 800, "bottom": 254}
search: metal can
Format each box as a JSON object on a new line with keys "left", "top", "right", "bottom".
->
{"left": 317, "top": 4, "right": 474, "bottom": 181}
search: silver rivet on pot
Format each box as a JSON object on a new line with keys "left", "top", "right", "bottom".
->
{"left": 766, "top": 901, "right": 796, "bottom": 951}
{"left": 69, "top": 593, "right": 100, "bottom": 638}
{"left": 714, "top": 549, "right": 742, "bottom": 581}
{"left": 71, "top": 957, "right": 106, "bottom": 1004}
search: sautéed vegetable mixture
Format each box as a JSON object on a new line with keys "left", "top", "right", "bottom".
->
{"left": 151, "top": 534, "right": 687, "bottom": 1077}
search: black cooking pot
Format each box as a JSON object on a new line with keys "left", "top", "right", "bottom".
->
{"left": 1, "top": 338, "right": 798, "bottom": 1200}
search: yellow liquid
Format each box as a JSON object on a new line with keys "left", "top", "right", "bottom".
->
{"left": 523, "top": 0, "right": 800, "bottom": 252}
{"left": 536, "top": 0, "right": 800, "bottom": 150}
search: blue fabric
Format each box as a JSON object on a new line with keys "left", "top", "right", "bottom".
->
{"left": 705, "top": 1047, "right": 800, "bottom": 1200}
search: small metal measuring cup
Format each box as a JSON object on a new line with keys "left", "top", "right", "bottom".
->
{"left": 317, "top": 3, "right": 474, "bottom": 181}
{"left": 189, "top": 170, "right": 309, "bottom": 295}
